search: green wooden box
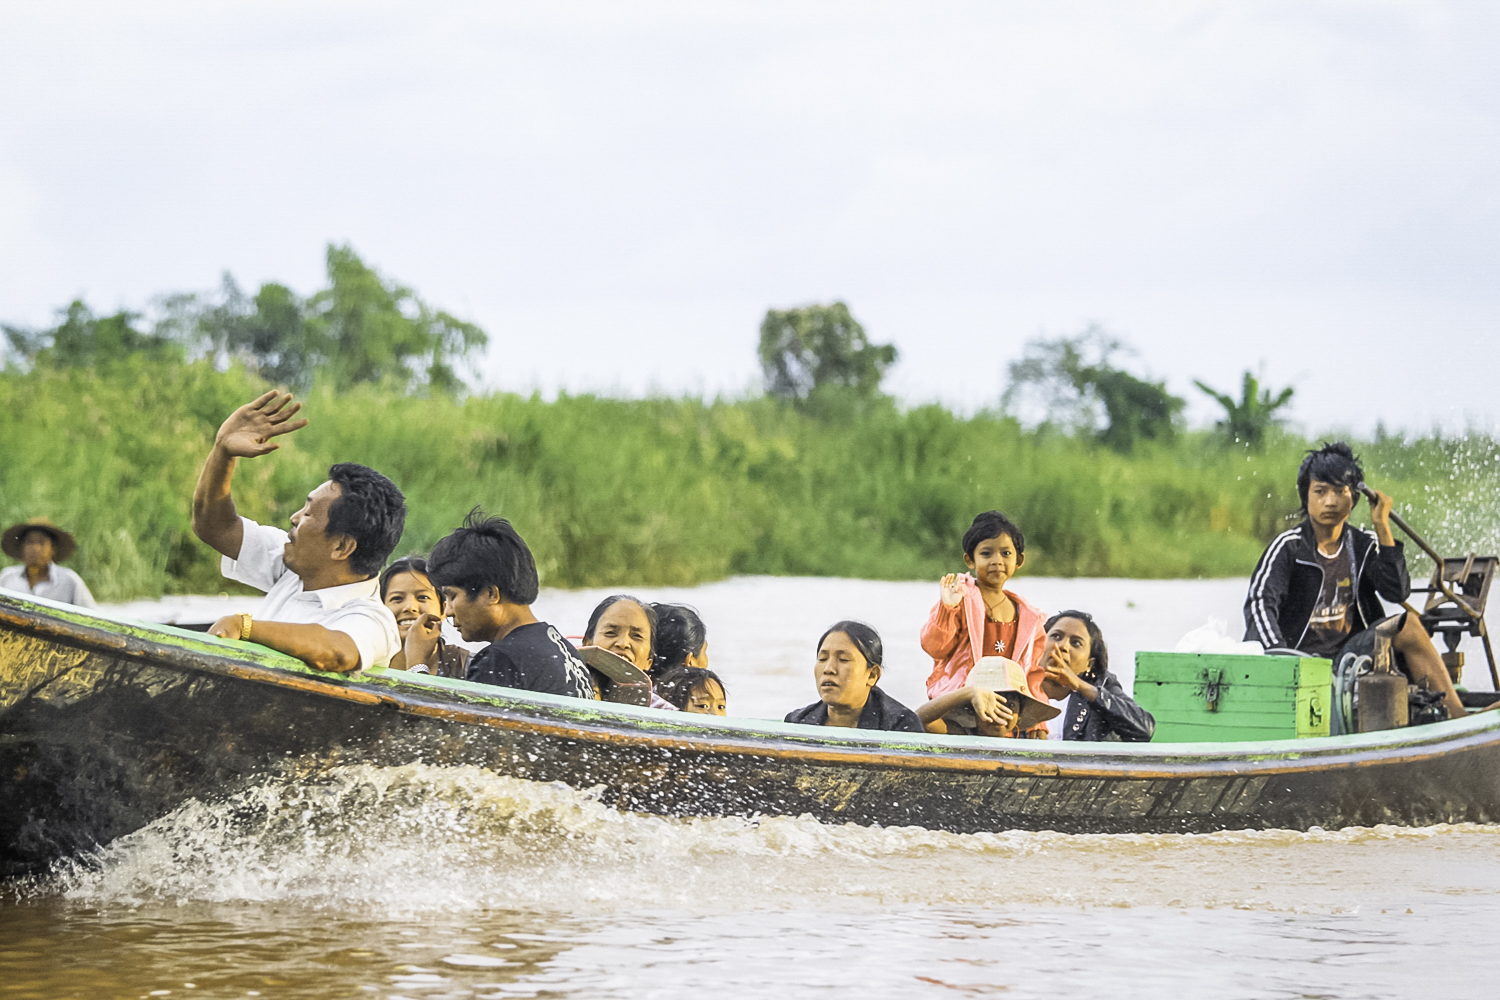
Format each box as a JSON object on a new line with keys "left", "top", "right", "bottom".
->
{"left": 1133, "top": 652, "right": 1332, "bottom": 742}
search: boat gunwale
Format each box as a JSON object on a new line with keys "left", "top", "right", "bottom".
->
{"left": 5, "top": 589, "right": 1500, "bottom": 783}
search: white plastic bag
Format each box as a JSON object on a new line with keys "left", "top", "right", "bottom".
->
{"left": 1173, "top": 617, "right": 1264, "bottom": 656}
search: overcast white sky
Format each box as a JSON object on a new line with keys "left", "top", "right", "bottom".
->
{"left": 2, "top": 1, "right": 1496, "bottom": 434}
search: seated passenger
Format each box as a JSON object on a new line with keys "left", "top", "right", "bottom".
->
{"left": 652, "top": 603, "right": 710, "bottom": 675}
{"left": 1244, "top": 442, "right": 1464, "bottom": 720}
{"left": 922, "top": 511, "right": 1049, "bottom": 735}
{"left": 654, "top": 665, "right": 728, "bottom": 716}
{"left": 195, "top": 392, "right": 404, "bottom": 672}
{"left": 582, "top": 595, "right": 680, "bottom": 708}
{"left": 785, "top": 621, "right": 923, "bottom": 732}
{"left": 917, "top": 656, "right": 1055, "bottom": 737}
{"left": 426, "top": 508, "right": 595, "bottom": 700}
{"left": 380, "top": 556, "right": 470, "bottom": 679}
{"left": 1037, "top": 611, "right": 1154, "bottom": 741}
{"left": 583, "top": 595, "right": 658, "bottom": 674}
{"left": 1, "top": 517, "right": 96, "bottom": 608}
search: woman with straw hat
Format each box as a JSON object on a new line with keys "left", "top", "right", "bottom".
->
{"left": 0, "top": 517, "right": 96, "bottom": 608}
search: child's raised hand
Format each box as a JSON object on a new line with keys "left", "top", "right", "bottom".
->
{"left": 939, "top": 573, "right": 964, "bottom": 609}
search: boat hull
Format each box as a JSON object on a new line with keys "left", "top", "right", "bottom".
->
{"left": 4, "top": 591, "right": 1500, "bottom": 876}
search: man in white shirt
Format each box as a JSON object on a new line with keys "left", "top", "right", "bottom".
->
{"left": 192, "top": 391, "right": 406, "bottom": 673}
{"left": 0, "top": 518, "right": 97, "bottom": 608}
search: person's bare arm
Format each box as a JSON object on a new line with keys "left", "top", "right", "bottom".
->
{"left": 192, "top": 392, "right": 308, "bottom": 559}
{"left": 917, "top": 686, "right": 1016, "bottom": 728}
{"left": 917, "top": 689, "right": 969, "bottom": 725}
{"left": 1368, "top": 489, "right": 1397, "bottom": 548}
{"left": 208, "top": 615, "right": 362, "bottom": 673}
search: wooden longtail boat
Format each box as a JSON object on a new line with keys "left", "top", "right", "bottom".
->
{"left": 4, "top": 589, "right": 1500, "bottom": 877}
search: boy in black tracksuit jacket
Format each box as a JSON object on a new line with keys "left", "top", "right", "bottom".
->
{"left": 1243, "top": 520, "right": 1409, "bottom": 651}
{"left": 1242, "top": 442, "right": 1463, "bottom": 721}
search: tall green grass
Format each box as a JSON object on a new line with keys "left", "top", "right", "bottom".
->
{"left": 2, "top": 362, "right": 1495, "bottom": 600}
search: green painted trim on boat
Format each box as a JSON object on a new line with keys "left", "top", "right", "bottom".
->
{"left": 5, "top": 586, "right": 1498, "bottom": 763}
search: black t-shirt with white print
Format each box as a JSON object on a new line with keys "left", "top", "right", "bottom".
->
{"left": 466, "top": 621, "right": 596, "bottom": 700}
{"left": 1300, "top": 535, "right": 1357, "bottom": 658}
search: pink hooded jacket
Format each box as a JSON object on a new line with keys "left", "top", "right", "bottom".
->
{"left": 920, "top": 574, "right": 1048, "bottom": 732}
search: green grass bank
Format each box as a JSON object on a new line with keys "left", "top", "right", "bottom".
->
{"left": 3, "top": 362, "right": 1497, "bottom": 601}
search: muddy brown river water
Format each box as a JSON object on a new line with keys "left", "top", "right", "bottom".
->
{"left": 5, "top": 577, "right": 1497, "bottom": 998}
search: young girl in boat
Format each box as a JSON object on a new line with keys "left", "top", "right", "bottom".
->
{"left": 654, "top": 665, "right": 728, "bottom": 715}
{"left": 649, "top": 603, "right": 727, "bottom": 714}
{"left": 786, "top": 621, "right": 923, "bottom": 732}
{"left": 921, "top": 511, "right": 1050, "bottom": 736}
{"left": 1037, "top": 611, "right": 1154, "bottom": 741}
{"left": 379, "top": 556, "right": 470, "bottom": 679}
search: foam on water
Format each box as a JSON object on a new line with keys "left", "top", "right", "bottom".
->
{"left": 38, "top": 763, "right": 1500, "bottom": 916}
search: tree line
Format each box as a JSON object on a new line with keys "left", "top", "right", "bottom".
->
{"left": 758, "top": 306, "right": 1294, "bottom": 452}
{"left": 3, "top": 245, "right": 486, "bottom": 395}
{"left": 5, "top": 243, "right": 1294, "bottom": 450}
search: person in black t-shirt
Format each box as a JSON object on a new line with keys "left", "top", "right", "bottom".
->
{"left": 785, "top": 621, "right": 923, "bottom": 733}
{"left": 425, "top": 508, "right": 595, "bottom": 700}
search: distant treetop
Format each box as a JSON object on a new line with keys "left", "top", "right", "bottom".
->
{"left": 4, "top": 243, "right": 488, "bottom": 395}
{"left": 758, "top": 302, "right": 897, "bottom": 410}
{"left": 1003, "top": 326, "right": 1183, "bottom": 453}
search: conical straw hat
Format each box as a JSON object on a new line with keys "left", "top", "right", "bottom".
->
{"left": 946, "top": 656, "right": 1060, "bottom": 732}
{"left": 1, "top": 517, "right": 76, "bottom": 563}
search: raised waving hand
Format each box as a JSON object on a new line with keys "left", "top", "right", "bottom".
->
{"left": 193, "top": 392, "right": 310, "bottom": 559}
{"left": 939, "top": 572, "right": 965, "bottom": 609}
{"left": 215, "top": 391, "right": 309, "bottom": 458}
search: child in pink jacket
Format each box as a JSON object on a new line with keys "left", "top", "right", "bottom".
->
{"left": 921, "top": 510, "right": 1050, "bottom": 736}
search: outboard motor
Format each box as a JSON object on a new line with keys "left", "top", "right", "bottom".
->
{"left": 1331, "top": 615, "right": 1409, "bottom": 734}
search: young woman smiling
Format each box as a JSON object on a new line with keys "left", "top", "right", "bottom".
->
{"left": 785, "top": 621, "right": 923, "bottom": 732}
{"left": 379, "top": 556, "right": 470, "bottom": 679}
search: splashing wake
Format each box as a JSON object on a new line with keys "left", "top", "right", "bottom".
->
{"left": 36, "top": 763, "right": 1500, "bottom": 915}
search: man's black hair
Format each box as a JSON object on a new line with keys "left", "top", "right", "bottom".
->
{"left": 1297, "top": 441, "right": 1364, "bottom": 514}
{"left": 326, "top": 463, "right": 407, "bottom": 578}
{"left": 652, "top": 602, "right": 707, "bottom": 673}
{"left": 962, "top": 510, "right": 1026, "bottom": 560}
{"left": 426, "top": 507, "right": 539, "bottom": 605}
{"left": 584, "top": 594, "right": 658, "bottom": 666}
{"left": 1043, "top": 610, "right": 1108, "bottom": 681}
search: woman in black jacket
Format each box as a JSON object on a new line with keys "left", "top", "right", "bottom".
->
{"left": 785, "top": 621, "right": 924, "bottom": 733}
{"left": 1039, "top": 610, "right": 1154, "bottom": 742}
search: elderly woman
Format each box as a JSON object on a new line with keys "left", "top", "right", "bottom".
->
{"left": 582, "top": 594, "right": 683, "bottom": 709}
{"left": 785, "top": 621, "right": 923, "bottom": 732}
{"left": 582, "top": 594, "right": 658, "bottom": 674}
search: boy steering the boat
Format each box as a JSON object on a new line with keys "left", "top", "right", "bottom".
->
{"left": 193, "top": 392, "right": 407, "bottom": 673}
{"left": 1244, "top": 441, "right": 1464, "bottom": 720}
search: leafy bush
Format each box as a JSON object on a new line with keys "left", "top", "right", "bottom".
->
{"left": 3, "top": 360, "right": 1494, "bottom": 600}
